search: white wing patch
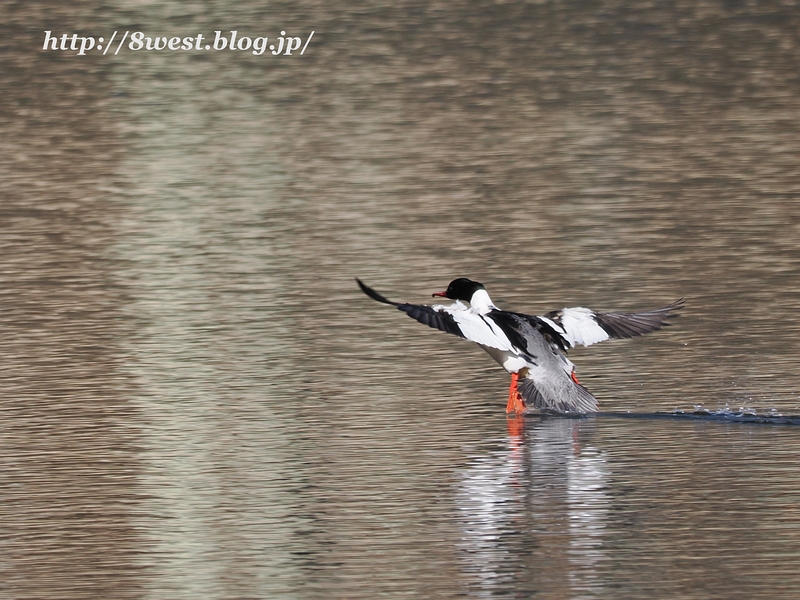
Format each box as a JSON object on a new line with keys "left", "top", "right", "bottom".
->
{"left": 433, "top": 301, "right": 516, "bottom": 352}
{"left": 558, "top": 307, "right": 610, "bottom": 348}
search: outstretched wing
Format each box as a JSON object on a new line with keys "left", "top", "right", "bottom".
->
{"left": 541, "top": 299, "right": 684, "bottom": 348}
{"left": 357, "top": 278, "right": 465, "bottom": 338}
{"left": 356, "top": 279, "right": 515, "bottom": 351}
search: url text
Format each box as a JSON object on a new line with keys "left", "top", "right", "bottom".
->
{"left": 42, "top": 30, "right": 314, "bottom": 56}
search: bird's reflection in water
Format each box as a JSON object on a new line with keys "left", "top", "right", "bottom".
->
{"left": 456, "top": 416, "right": 609, "bottom": 597}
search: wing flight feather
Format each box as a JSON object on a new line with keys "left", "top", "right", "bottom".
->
{"left": 543, "top": 299, "right": 684, "bottom": 348}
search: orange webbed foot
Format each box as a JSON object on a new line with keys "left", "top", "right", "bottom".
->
{"left": 505, "top": 372, "right": 527, "bottom": 414}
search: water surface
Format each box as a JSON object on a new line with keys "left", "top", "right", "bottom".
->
{"left": 2, "top": 1, "right": 800, "bottom": 598}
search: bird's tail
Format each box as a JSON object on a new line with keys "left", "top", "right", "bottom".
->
{"left": 518, "top": 376, "right": 598, "bottom": 414}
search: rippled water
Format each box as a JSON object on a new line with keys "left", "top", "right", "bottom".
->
{"left": 3, "top": 1, "right": 800, "bottom": 598}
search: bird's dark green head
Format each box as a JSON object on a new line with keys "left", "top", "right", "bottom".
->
{"left": 432, "top": 278, "right": 486, "bottom": 302}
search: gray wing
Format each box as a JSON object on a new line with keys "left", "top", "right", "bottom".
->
{"left": 543, "top": 299, "right": 684, "bottom": 348}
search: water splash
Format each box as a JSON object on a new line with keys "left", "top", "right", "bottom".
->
{"left": 529, "top": 409, "right": 800, "bottom": 426}
{"left": 665, "top": 406, "right": 800, "bottom": 425}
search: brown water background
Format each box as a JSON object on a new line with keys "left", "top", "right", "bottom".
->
{"left": 2, "top": 1, "right": 800, "bottom": 598}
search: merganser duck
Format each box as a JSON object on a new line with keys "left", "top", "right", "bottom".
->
{"left": 357, "top": 278, "right": 683, "bottom": 414}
